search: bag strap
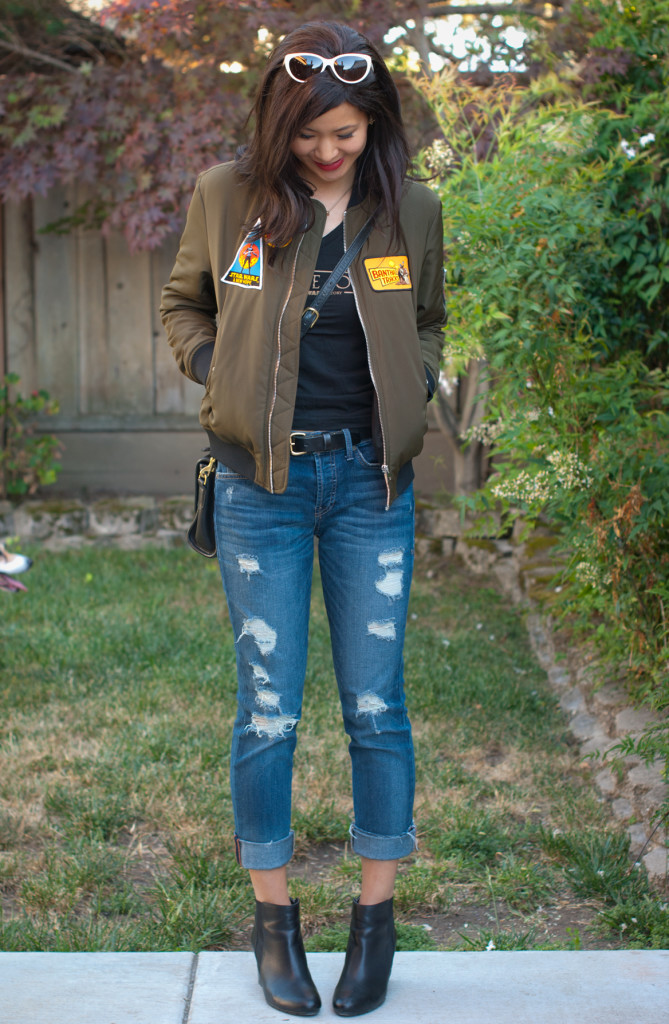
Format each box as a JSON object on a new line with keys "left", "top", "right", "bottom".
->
{"left": 300, "top": 217, "right": 374, "bottom": 338}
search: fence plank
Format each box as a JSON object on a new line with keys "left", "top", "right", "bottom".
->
{"left": 33, "top": 189, "right": 79, "bottom": 416}
{"left": 77, "top": 221, "right": 109, "bottom": 415}
{"left": 52, "top": 429, "right": 205, "bottom": 494}
{"left": 152, "top": 240, "right": 203, "bottom": 418}
{"left": 104, "top": 231, "right": 153, "bottom": 414}
{"left": 3, "top": 200, "right": 37, "bottom": 391}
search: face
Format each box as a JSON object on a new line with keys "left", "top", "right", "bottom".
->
{"left": 290, "top": 102, "right": 369, "bottom": 190}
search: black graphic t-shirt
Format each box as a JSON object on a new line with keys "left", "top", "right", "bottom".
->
{"left": 292, "top": 222, "right": 374, "bottom": 433}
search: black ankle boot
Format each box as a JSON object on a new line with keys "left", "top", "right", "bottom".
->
{"left": 332, "top": 897, "right": 396, "bottom": 1017}
{"left": 252, "top": 897, "right": 321, "bottom": 1017}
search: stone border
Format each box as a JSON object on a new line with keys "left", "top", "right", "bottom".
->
{"left": 0, "top": 496, "right": 193, "bottom": 551}
{"left": 3, "top": 496, "right": 667, "bottom": 882}
{"left": 416, "top": 505, "right": 667, "bottom": 884}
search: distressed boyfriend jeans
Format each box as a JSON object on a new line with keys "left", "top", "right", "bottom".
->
{"left": 214, "top": 435, "right": 416, "bottom": 870}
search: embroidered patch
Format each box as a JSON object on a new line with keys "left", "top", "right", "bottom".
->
{"left": 222, "top": 232, "right": 264, "bottom": 289}
{"left": 364, "top": 256, "right": 412, "bottom": 291}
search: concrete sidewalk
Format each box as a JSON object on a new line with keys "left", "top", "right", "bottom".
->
{"left": 1, "top": 950, "right": 667, "bottom": 1024}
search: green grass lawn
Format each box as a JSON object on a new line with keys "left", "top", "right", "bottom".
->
{"left": 0, "top": 544, "right": 665, "bottom": 951}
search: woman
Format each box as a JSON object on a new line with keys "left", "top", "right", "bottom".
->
{"left": 161, "top": 21, "right": 445, "bottom": 1018}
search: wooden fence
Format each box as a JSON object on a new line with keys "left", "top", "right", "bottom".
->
{"left": 1, "top": 187, "right": 208, "bottom": 494}
{"left": 1, "top": 187, "right": 455, "bottom": 497}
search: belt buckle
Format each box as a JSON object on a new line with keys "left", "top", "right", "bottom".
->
{"left": 290, "top": 431, "right": 307, "bottom": 456}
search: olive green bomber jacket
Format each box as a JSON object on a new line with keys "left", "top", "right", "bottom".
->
{"left": 160, "top": 161, "right": 446, "bottom": 505}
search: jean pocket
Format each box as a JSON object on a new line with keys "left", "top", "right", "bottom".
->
{"left": 354, "top": 441, "right": 382, "bottom": 469}
{"left": 215, "top": 464, "right": 244, "bottom": 480}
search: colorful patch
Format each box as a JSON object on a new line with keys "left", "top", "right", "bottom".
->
{"left": 364, "top": 256, "right": 412, "bottom": 291}
{"left": 222, "top": 232, "right": 264, "bottom": 289}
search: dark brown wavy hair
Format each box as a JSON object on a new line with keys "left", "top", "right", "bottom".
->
{"left": 236, "top": 21, "right": 411, "bottom": 249}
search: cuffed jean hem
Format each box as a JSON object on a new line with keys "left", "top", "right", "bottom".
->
{"left": 349, "top": 822, "right": 417, "bottom": 860}
{"left": 234, "top": 830, "right": 295, "bottom": 870}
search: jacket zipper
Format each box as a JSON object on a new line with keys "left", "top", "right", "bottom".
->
{"left": 267, "top": 237, "right": 305, "bottom": 492}
{"left": 344, "top": 212, "right": 391, "bottom": 510}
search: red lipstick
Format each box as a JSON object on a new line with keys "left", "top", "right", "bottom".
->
{"left": 314, "top": 157, "right": 344, "bottom": 172}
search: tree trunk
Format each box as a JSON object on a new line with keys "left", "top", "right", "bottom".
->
{"left": 432, "top": 358, "right": 490, "bottom": 494}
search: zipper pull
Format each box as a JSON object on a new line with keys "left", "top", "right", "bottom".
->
{"left": 381, "top": 465, "right": 391, "bottom": 510}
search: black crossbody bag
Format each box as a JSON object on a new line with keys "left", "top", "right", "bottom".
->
{"left": 187, "top": 217, "right": 374, "bottom": 557}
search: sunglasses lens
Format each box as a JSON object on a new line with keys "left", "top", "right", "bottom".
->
{"left": 287, "top": 54, "right": 323, "bottom": 81}
{"left": 333, "top": 55, "right": 370, "bottom": 82}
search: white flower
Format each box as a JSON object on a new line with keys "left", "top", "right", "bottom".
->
{"left": 485, "top": 940, "right": 496, "bottom": 951}
{"left": 575, "top": 560, "right": 611, "bottom": 591}
{"left": 491, "top": 468, "right": 552, "bottom": 505}
{"left": 639, "top": 133, "right": 655, "bottom": 148}
{"left": 620, "top": 140, "right": 636, "bottom": 159}
{"left": 546, "top": 450, "right": 593, "bottom": 489}
{"left": 425, "top": 137, "right": 455, "bottom": 175}
{"left": 463, "top": 419, "right": 505, "bottom": 446}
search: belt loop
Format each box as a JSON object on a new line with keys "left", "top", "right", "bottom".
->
{"left": 343, "top": 428, "right": 354, "bottom": 461}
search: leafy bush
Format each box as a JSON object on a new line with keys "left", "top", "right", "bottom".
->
{"left": 418, "top": 0, "right": 669, "bottom": 776}
{"left": 0, "top": 374, "right": 62, "bottom": 499}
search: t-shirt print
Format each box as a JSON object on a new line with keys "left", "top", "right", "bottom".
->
{"left": 307, "top": 268, "right": 352, "bottom": 298}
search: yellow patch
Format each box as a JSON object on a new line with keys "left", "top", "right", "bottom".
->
{"left": 364, "top": 256, "right": 412, "bottom": 291}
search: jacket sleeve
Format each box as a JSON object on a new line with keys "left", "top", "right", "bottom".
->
{"left": 417, "top": 199, "right": 446, "bottom": 396}
{"left": 160, "top": 175, "right": 218, "bottom": 385}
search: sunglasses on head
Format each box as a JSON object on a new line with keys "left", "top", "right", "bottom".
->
{"left": 283, "top": 52, "right": 373, "bottom": 84}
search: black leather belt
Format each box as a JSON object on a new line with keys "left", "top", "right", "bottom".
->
{"left": 289, "top": 430, "right": 364, "bottom": 456}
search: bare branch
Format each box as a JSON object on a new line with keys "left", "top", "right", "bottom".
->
{"left": 0, "top": 36, "right": 79, "bottom": 74}
{"left": 408, "top": 20, "right": 462, "bottom": 71}
{"left": 425, "top": 2, "right": 563, "bottom": 17}
{"left": 403, "top": 22, "right": 448, "bottom": 78}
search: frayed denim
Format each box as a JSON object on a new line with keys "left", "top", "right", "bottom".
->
{"left": 214, "top": 437, "right": 416, "bottom": 870}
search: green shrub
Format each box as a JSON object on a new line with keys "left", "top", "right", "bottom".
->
{"left": 417, "top": 0, "right": 669, "bottom": 779}
{"left": 0, "top": 373, "right": 61, "bottom": 499}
